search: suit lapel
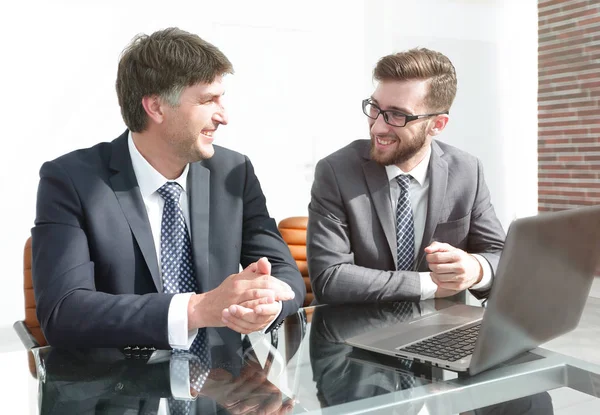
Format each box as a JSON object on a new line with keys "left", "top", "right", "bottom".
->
{"left": 109, "top": 132, "right": 162, "bottom": 291}
{"left": 416, "top": 141, "right": 448, "bottom": 268}
{"left": 187, "top": 162, "right": 210, "bottom": 293}
{"left": 363, "top": 158, "right": 397, "bottom": 264}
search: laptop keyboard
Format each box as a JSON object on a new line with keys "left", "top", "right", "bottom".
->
{"left": 398, "top": 323, "right": 481, "bottom": 362}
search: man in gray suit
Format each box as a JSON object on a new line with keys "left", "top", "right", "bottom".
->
{"left": 307, "top": 48, "right": 505, "bottom": 304}
{"left": 32, "top": 27, "right": 305, "bottom": 351}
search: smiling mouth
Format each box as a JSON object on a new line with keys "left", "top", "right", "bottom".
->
{"left": 376, "top": 137, "right": 396, "bottom": 146}
{"left": 201, "top": 130, "right": 214, "bottom": 138}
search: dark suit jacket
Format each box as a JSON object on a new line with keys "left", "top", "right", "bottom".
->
{"left": 32, "top": 130, "right": 305, "bottom": 349}
{"left": 39, "top": 343, "right": 249, "bottom": 415}
{"left": 307, "top": 139, "right": 505, "bottom": 304}
{"left": 40, "top": 348, "right": 171, "bottom": 415}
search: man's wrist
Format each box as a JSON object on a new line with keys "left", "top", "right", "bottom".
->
{"left": 260, "top": 301, "right": 283, "bottom": 333}
{"left": 469, "top": 254, "right": 493, "bottom": 291}
{"left": 188, "top": 292, "right": 210, "bottom": 330}
{"left": 470, "top": 254, "right": 484, "bottom": 285}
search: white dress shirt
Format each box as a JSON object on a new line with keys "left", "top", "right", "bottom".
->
{"left": 128, "top": 133, "right": 282, "bottom": 405}
{"left": 128, "top": 133, "right": 199, "bottom": 406}
{"left": 128, "top": 134, "right": 198, "bottom": 349}
{"left": 384, "top": 146, "right": 492, "bottom": 300}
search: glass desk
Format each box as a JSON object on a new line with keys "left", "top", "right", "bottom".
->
{"left": 17, "top": 301, "right": 600, "bottom": 414}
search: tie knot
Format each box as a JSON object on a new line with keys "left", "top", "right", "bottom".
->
{"left": 396, "top": 175, "right": 411, "bottom": 191}
{"left": 157, "top": 182, "right": 183, "bottom": 204}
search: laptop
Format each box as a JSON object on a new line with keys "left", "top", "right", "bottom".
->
{"left": 346, "top": 205, "right": 600, "bottom": 375}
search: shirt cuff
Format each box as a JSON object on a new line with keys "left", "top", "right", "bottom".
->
{"left": 260, "top": 301, "right": 283, "bottom": 334}
{"left": 170, "top": 357, "right": 193, "bottom": 399}
{"left": 470, "top": 254, "right": 493, "bottom": 291}
{"left": 419, "top": 272, "right": 438, "bottom": 300}
{"left": 168, "top": 293, "right": 198, "bottom": 349}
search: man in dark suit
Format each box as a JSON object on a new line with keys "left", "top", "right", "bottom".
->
{"left": 307, "top": 48, "right": 505, "bottom": 304}
{"left": 32, "top": 27, "right": 305, "bottom": 350}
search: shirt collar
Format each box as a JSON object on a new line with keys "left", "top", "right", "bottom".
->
{"left": 128, "top": 131, "right": 189, "bottom": 198}
{"left": 384, "top": 145, "right": 431, "bottom": 186}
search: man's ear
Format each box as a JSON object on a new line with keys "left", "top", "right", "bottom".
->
{"left": 429, "top": 114, "right": 450, "bottom": 136}
{"left": 141, "top": 95, "right": 165, "bottom": 125}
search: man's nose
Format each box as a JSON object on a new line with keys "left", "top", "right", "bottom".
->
{"left": 370, "top": 113, "right": 390, "bottom": 135}
{"left": 214, "top": 106, "right": 228, "bottom": 125}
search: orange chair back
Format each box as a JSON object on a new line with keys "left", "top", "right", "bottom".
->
{"left": 278, "top": 217, "right": 313, "bottom": 307}
{"left": 23, "top": 237, "right": 47, "bottom": 347}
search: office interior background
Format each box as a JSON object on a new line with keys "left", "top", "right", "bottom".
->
{"left": 1, "top": 0, "right": 599, "bottom": 345}
{"left": 3, "top": 1, "right": 600, "bottom": 413}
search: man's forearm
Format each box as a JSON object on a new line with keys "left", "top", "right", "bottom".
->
{"left": 312, "top": 264, "right": 421, "bottom": 304}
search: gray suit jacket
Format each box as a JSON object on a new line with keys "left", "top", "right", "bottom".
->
{"left": 309, "top": 303, "right": 425, "bottom": 414}
{"left": 307, "top": 139, "right": 505, "bottom": 304}
{"left": 32, "top": 131, "right": 305, "bottom": 349}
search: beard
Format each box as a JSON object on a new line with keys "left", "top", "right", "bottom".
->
{"left": 370, "top": 123, "right": 428, "bottom": 166}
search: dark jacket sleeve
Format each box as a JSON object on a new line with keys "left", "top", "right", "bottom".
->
{"left": 239, "top": 156, "right": 306, "bottom": 328}
{"left": 307, "top": 159, "right": 421, "bottom": 305}
{"left": 32, "top": 160, "right": 173, "bottom": 348}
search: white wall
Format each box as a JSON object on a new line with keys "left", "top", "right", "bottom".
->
{"left": 0, "top": 0, "right": 537, "bottom": 332}
{"left": 363, "top": 0, "right": 538, "bottom": 229}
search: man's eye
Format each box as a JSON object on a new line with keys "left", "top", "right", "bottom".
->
{"left": 200, "top": 97, "right": 218, "bottom": 105}
{"left": 389, "top": 112, "right": 407, "bottom": 120}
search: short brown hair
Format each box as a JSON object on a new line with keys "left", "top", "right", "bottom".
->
{"left": 373, "top": 48, "right": 457, "bottom": 112}
{"left": 116, "top": 27, "right": 234, "bottom": 132}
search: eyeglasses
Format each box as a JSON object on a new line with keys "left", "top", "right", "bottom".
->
{"left": 362, "top": 99, "right": 448, "bottom": 127}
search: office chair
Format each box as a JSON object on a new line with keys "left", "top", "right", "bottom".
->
{"left": 277, "top": 216, "right": 313, "bottom": 307}
{"left": 13, "top": 237, "right": 47, "bottom": 378}
{"left": 14, "top": 236, "right": 47, "bottom": 348}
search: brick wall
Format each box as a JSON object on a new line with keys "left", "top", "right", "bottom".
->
{"left": 538, "top": 0, "right": 600, "bottom": 211}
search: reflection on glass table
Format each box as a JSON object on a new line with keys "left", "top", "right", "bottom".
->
{"left": 33, "top": 332, "right": 291, "bottom": 414}
{"left": 27, "top": 300, "right": 600, "bottom": 414}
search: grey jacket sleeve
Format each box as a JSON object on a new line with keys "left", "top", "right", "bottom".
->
{"left": 307, "top": 159, "right": 421, "bottom": 305}
{"left": 466, "top": 159, "right": 506, "bottom": 299}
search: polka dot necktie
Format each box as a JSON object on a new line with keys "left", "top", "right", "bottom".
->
{"left": 391, "top": 300, "right": 415, "bottom": 321}
{"left": 158, "top": 182, "right": 210, "bottom": 414}
{"left": 396, "top": 175, "right": 415, "bottom": 271}
{"left": 158, "top": 182, "right": 197, "bottom": 296}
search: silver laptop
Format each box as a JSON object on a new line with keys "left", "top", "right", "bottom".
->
{"left": 346, "top": 205, "right": 600, "bottom": 375}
